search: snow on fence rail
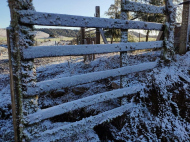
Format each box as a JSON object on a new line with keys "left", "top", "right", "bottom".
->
{"left": 7, "top": 0, "right": 176, "bottom": 141}
{"left": 25, "top": 85, "right": 143, "bottom": 125}
{"left": 23, "top": 41, "right": 163, "bottom": 59}
{"left": 26, "top": 61, "right": 157, "bottom": 96}
{"left": 30, "top": 103, "right": 134, "bottom": 142}
{"left": 122, "top": 1, "right": 165, "bottom": 14}
{"left": 18, "top": 10, "right": 163, "bottom": 30}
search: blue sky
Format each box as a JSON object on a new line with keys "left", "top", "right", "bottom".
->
{"left": 0, "top": 0, "right": 113, "bottom": 29}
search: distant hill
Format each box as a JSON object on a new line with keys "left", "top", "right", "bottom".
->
{"left": 35, "top": 28, "right": 79, "bottom": 38}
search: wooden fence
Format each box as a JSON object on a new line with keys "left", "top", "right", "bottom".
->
{"left": 7, "top": 0, "right": 176, "bottom": 141}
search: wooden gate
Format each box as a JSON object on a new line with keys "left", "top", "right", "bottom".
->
{"left": 7, "top": 0, "right": 176, "bottom": 141}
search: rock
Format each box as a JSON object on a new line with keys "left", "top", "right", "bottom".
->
{"left": 111, "top": 82, "right": 120, "bottom": 89}
{"left": 72, "top": 87, "right": 88, "bottom": 95}
{"left": 51, "top": 89, "right": 66, "bottom": 98}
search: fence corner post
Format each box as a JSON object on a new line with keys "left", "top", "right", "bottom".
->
{"left": 179, "top": 0, "right": 190, "bottom": 54}
{"left": 7, "top": 0, "right": 38, "bottom": 141}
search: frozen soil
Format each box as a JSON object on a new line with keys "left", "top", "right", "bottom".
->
{"left": 0, "top": 49, "right": 190, "bottom": 141}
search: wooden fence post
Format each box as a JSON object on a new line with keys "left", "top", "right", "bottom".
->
{"left": 162, "top": 0, "right": 176, "bottom": 62}
{"left": 81, "top": 27, "right": 85, "bottom": 44}
{"left": 96, "top": 6, "right": 100, "bottom": 45}
{"left": 7, "top": 0, "right": 38, "bottom": 141}
{"left": 82, "top": 28, "right": 91, "bottom": 62}
{"left": 81, "top": 27, "right": 87, "bottom": 62}
{"left": 179, "top": 0, "right": 190, "bottom": 54}
{"left": 120, "top": 0, "right": 129, "bottom": 105}
{"left": 94, "top": 6, "right": 101, "bottom": 60}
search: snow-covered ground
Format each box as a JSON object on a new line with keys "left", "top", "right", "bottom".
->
{"left": 0, "top": 40, "right": 190, "bottom": 141}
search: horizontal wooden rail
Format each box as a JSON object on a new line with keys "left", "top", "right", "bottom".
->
{"left": 18, "top": 10, "right": 163, "bottom": 30}
{"left": 26, "top": 61, "right": 158, "bottom": 96}
{"left": 25, "top": 85, "right": 143, "bottom": 125}
{"left": 23, "top": 41, "right": 162, "bottom": 59}
{"left": 30, "top": 103, "right": 134, "bottom": 142}
{"left": 22, "top": 41, "right": 163, "bottom": 59}
{"left": 122, "top": 1, "right": 165, "bottom": 14}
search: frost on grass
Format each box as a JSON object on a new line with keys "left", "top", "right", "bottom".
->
{"left": 0, "top": 51, "right": 190, "bottom": 141}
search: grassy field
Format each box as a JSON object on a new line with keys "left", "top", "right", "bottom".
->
{"left": 35, "top": 37, "right": 74, "bottom": 42}
{"left": 0, "top": 37, "right": 7, "bottom": 41}
{"left": 135, "top": 37, "right": 156, "bottom": 42}
{"left": 0, "top": 37, "right": 74, "bottom": 45}
{"left": 106, "top": 37, "right": 156, "bottom": 42}
{"left": 0, "top": 37, "right": 7, "bottom": 45}
{"left": 1, "top": 36, "right": 157, "bottom": 45}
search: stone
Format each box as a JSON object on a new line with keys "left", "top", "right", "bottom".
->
{"left": 111, "top": 82, "right": 120, "bottom": 89}
{"left": 72, "top": 87, "right": 88, "bottom": 95}
{"left": 51, "top": 89, "right": 66, "bottom": 98}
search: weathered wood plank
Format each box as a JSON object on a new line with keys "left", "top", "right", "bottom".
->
{"left": 26, "top": 61, "right": 158, "bottom": 96}
{"left": 99, "top": 28, "right": 108, "bottom": 44}
{"left": 22, "top": 41, "right": 163, "bottom": 59}
{"left": 122, "top": 1, "right": 165, "bottom": 14}
{"left": 25, "top": 85, "right": 143, "bottom": 125}
{"left": 30, "top": 103, "right": 134, "bottom": 142}
{"left": 7, "top": 27, "right": 19, "bottom": 142}
{"left": 18, "top": 10, "right": 163, "bottom": 30}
